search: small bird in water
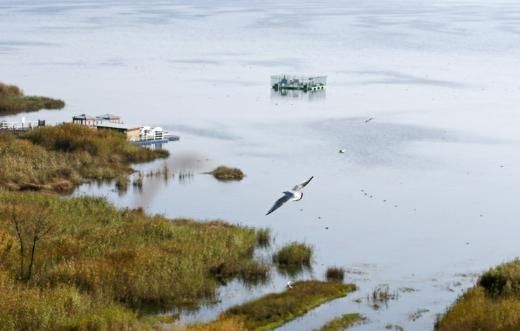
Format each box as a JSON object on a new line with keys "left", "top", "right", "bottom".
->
{"left": 365, "top": 117, "right": 374, "bottom": 123}
{"left": 287, "top": 281, "right": 294, "bottom": 289}
{"left": 266, "top": 176, "right": 314, "bottom": 215}
{"left": 339, "top": 149, "right": 346, "bottom": 154}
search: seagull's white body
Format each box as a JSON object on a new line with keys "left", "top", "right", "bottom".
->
{"left": 266, "top": 176, "right": 313, "bottom": 215}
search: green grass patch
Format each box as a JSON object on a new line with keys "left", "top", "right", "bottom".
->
{"left": 0, "top": 82, "right": 64, "bottom": 115}
{"left": 0, "top": 123, "right": 167, "bottom": 191}
{"left": 326, "top": 266, "right": 345, "bottom": 282}
{"left": 222, "top": 280, "right": 357, "bottom": 331}
{"left": 436, "top": 260, "right": 520, "bottom": 331}
{"left": 209, "top": 166, "right": 245, "bottom": 181}
{"left": 315, "top": 313, "right": 364, "bottom": 331}
{"left": 0, "top": 190, "right": 270, "bottom": 330}
{"left": 273, "top": 241, "right": 313, "bottom": 266}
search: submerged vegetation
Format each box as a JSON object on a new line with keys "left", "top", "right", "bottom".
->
{"left": 315, "top": 313, "right": 364, "bottom": 331}
{"left": 0, "top": 123, "right": 168, "bottom": 191}
{"left": 221, "top": 281, "right": 357, "bottom": 330}
{"left": 0, "top": 190, "right": 270, "bottom": 330}
{"left": 0, "top": 82, "right": 65, "bottom": 115}
{"left": 209, "top": 166, "right": 245, "bottom": 181}
{"left": 436, "top": 260, "right": 520, "bottom": 331}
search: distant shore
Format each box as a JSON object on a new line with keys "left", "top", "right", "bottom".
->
{"left": 0, "top": 82, "right": 64, "bottom": 115}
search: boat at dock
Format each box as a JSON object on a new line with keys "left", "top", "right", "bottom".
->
{"left": 271, "top": 75, "right": 327, "bottom": 92}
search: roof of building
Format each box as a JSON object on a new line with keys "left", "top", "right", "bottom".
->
{"left": 73, "top": 114, "right": 96, "bottom": 120}
{"left": 97, "top": 113, "right": 120, "bottom": 120}
{"left": 96, "top": 123, "right": 142, "bottom": 131}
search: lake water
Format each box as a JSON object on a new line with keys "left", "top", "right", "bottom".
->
{"left": 2, "top": 0, "right": 520, "bottom": 329}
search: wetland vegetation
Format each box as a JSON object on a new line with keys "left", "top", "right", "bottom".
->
{"left": 220, "top": 281, "right": 357, "bottom": 331}
{"left": 0, "top": 123, "right": 168, "bottom": 192}
{"left": 0, "top": 82, "right": 64, "bottom": 115}
{"left": 273, "top": 241, "right": 313, "bottom": 267}
{"left": 0, "top": 190, "right": 269, "bottom": 330}
{"left": 314, "top": 313, "right": 364, "bottom": 331}
{"left": 208, "top": 166, "right": 245, "bottom": 181}
{"left": 436, "top": 259, "right": 520, "bottom": 331}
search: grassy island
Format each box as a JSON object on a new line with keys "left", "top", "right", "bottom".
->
{"left": 220, "top": 281, "right": 356, "bottom": 330}
{"left": 209, "top": 166, "right": 245, "bottom": 181}
{"left": 0, "top": 82, "right": 65, "bottom": 115}
{"left": 0, "top": 190, "right": 269, "bottom": 330}
{"left": 436, "top": 260, "right": 520, "bottom": 331}
{"left": 315, "top": 313, "right": 364, "bottom": 331}
{"left": 0, "top": 123, "right": 168, "bottom": 191}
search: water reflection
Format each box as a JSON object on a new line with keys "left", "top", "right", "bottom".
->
{"left": 270, "top": 89, "right": 326, "bottom": 101}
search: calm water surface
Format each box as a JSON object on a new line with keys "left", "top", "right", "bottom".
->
{"left": 2, "top": 0, "right": 520, "bottom": 329}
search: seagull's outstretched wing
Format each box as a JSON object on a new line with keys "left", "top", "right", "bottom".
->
{"left": 292, "top": 176, "right": 314, "bottom": 191}
{"left": 266, "top": 192, "right": 293, "bottom": 215}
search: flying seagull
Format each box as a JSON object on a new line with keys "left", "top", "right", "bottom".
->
{"left": 266, "top": 176, "right": 314, "bottom": 215}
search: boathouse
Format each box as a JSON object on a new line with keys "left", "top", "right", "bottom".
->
{"left": 96, "top": 123, "right": 142, "bottom": 141}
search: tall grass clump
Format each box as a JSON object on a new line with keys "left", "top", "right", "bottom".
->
{"left": 256, "top": 228, "right": 271, "bottom": 247}
{"left": 208, "top": 166, "right": 245, "bottom": 181}
{"left": 436, "top": 260, "right": 520, "bottom": 331}
{"left": 273, "top": 242, "right": 313, "bottom": 266}
{"left": 478, "top": 259, "right": 520, "bottom": 297}
{"left": 326, "top": 266, "right": 345, "bottom": 282}
{"left": 0, "top": 191, "right": 267, "bottom": 329}
{"left": 222, "top": 281, "right": 357, "bottom": 330}
{"left": 0, "top": 82, "right": 65, "bottom": 115}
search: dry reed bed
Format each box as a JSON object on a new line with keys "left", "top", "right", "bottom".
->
{"left": 0, "top": 190, "right": 269, "bottom": 330}
{"left": 436, "top": 259, "right": 520, "bottom": 331}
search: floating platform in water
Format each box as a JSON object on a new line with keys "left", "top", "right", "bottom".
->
{"left": 132, "top": 133, "right": 180, "bottom": 146}
{"left": 271, "top": 75, "right": 326, "bottom": 92}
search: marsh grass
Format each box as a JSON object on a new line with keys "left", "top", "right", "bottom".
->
{"left": 315, "top": 313, "right": 364, "bottom": 331}
{"left": 368, "top": 284, "right": 398, "bottom": 309}
{"left": 222, "top": 281, "right": 357, "bottom": 331}
{"left": 115, "top": 176, "right": 129, "bottom": 192}
{"left": 436, "top": 260, "right": 520, "bottom": 331}
{"left": 0, "top": 191, "right": 269, "bottom": 330}
{"left": 208, "top": 166, "right": 245, "bottom": 181}
{"left": 273, "top": 242, "right": 313, "bottom": 267}
{"left": 0, "top": 82, "right": 64, "bottom": 115}
{"left": 256, "top": 228, "right": 271, "bottom": 247}
{"left": 326, "top": 266, "right": 345, "bottom": 282}
{"left": 178, "top": 317, "right": 247, "bottom": 331}
{"left": 0, "top": 124, "right": 167, "bottom": 191}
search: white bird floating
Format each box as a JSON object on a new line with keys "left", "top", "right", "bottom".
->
{"left": 266, "top": 176, "right": 314, "bottom": 216}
